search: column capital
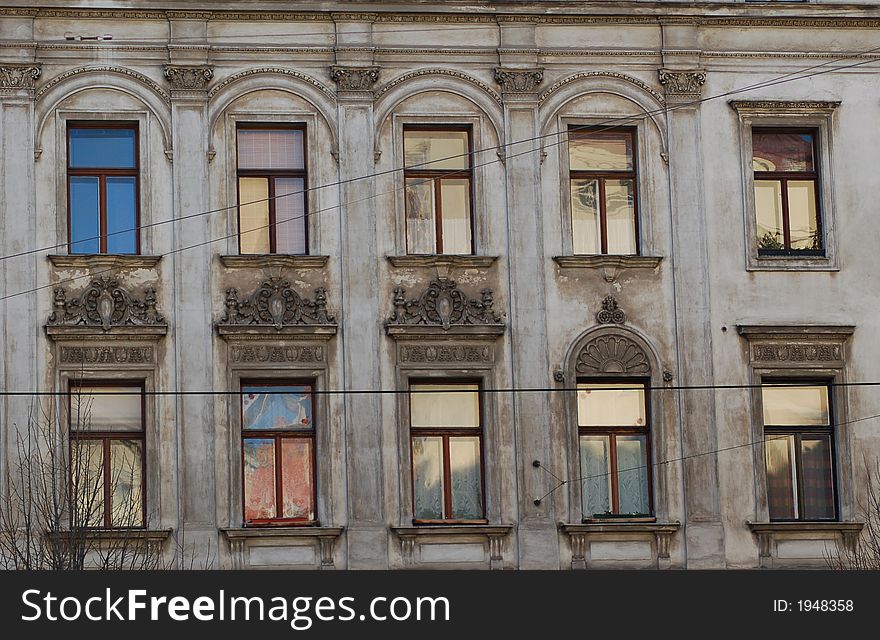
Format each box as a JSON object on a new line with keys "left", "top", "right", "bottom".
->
{"left": 163, "top": 64, "right": 213, "bottom": 99}
{"left": 0, "top": 63, "right": 41, "bottom": 98}
{"left": 329, "top": 65, "right": 380, "bottom": 93}
{"left": 494, "top": 67, "right": 544, "bottom": 94}
{"left": 658, "top": 68, "right": 706, "bottom": 105}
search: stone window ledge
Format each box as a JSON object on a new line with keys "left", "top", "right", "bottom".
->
{"left": 747, "top": 521, "right": 864, "bottom": 568}
{"left": 736, "top": 325, "right": 855, "bottom": 339}
{"left": 386, "top": 324, "right": 505, "bottom": 339}
{"left": 552, "top": 255, "right": 662, "bottom": 283}
{"left": 386, "top": 255, "right": 498, "bottom": 269}
{"left": 217, "top": 325, "right": 337, "bottom": 338}
{"left": 48, "top": 528, "right": 173, "bottom": 543}
{"left": 391, "top": 524, "right": 514, "bottom": 570}
{"left": 46, "top": 325, "right": 168, "bottom": 340}
{"left": 48, "top": 254, "right": 162, "bottom": 269}
{"left": 220, "top": 255, "right": 329, "bottom": 269}
{"left": 747, "top": 256, "right": 839, "bottom": 273}
{"left": 559, "top": 521, "right": 681, "bottom": 569}
{"left": 221, "top": 527, "right": 344, "bottom": 570}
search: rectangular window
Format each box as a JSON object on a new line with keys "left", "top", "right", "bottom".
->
{"left": 236, "top": 125, "right": 308, "bottom": 255}
{"left": 69, "top": 383, "right": 145, "bottom": 528}
{"left": 403, "top": 127, "right": 474, "bottom": 255}
{"left": 67, "top": 124, "right": 139, "bottom": 254}
{"left": 568, "top": 127, "right": 639, "bottom": 255}
{"left": 241, "top": 381, "right": 316, "bottom": 525}
{"left": 409, "top": 382, "right": 484, "bottom": 522}
{"left": 752, "top": 129, "right": 823, "bottom": 255}
{"left": 762, "top": 383, "right": 837, "bottom": 521}
{"left": 577, "top": 381, "right": 651, "bottom": 519}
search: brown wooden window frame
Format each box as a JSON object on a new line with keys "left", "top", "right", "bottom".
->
{"left": 568, "top": 126, "right": 640, "bottom": 256}
{"left": 577, "top": 378, "right": 653, "bottom": 520}
{"left": 66, "top": 121, "right": 141, "bottom": 255}
{"left": 235, "top": 123, "right": 309, "bottom": 255}
{"left": 408, "top": 379, "right": 487, "bottom": 525}
{"left": 240, "top": 379, "right": 318, "bottom": 527}
{"left": 761, "top": 380, "right": 838, "bottom": 522}
{"left": 752, "top": 127, "right": 824, "bottom": 256}
{"left": 68, "top": 380, "right": 147, "bottom": 530}
{"left": 403, "top": 125, "right": 476, "bottom": 255}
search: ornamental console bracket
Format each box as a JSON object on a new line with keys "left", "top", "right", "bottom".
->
{"left": 217, "top": 277, "right": 338, "bottom": 337}
{"left": 385, "top": 277, "right": 506, "bottom": 337}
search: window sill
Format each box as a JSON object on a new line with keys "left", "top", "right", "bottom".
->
{"left": 220, "top": 254, "right": 329, "bottom": 269}
{"left": 221, "top": 526, "right": 344, "bottom": 540}
{"left": 221, "top": 526, "right": 345, "bottom": 570}
{"left": 747, "top": 521, "right": 863, "bottom": 568}
{"left": 391, "top": 524, "right": 514, "bottom": 569}
{"left": 747, "top": 253, "right": 838, "bottom": 272}
{"left": 48, "top": 254, "right": 162, "bottom": 269}
{"left": 552, "top": 255, "right": 662, "bottom": 283}
{"left": 559, "top": 521, "right": 680, "bottom": 569}
{"left": 560, "top": 521, "right": 678, "bottom": 535}
{"left": 47, "top": 528, "right": 173, "bottom": 543}
{"left": 386, "top": 255, "right": 498, "bottom": 269}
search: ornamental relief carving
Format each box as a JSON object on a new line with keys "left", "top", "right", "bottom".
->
{"left": 0, "top": 65, "right": 41, "bottom": 90}
{"left": 48, "top": 276, "right": 164, "bottom": 330}
{"left": 163, "top": 65, "right": 214, "bottom": 90}
{"left": 658, "top": 69, "right": 706, "bottom": 98}
{"left": 494, "top": 67, "right": 544, "bottom": 93}
{"left": 596, "top": 296, "right": 626, "bottom": 325}
{"left": 60, "top": 345, "right": 154, "bottom": 365}
{"left": 388, "top": 278, "right": 503, "bottom": 330}
{"left": 220, "top": 277, "right": 336, "bottom": 330}
{"left": 329, "top": 65, "right": 380, "bottom": 91}
{"left": 399, "top": 344, "right": 492, "bottom": 364}
{"left": 576, "top": 335, "right": 650, "bottom": 375}
{"left": 230, "top": 344, "right": 324, "bottom": 364}
{"left": 752, "top": 343, "right": 842, "bottom": 363}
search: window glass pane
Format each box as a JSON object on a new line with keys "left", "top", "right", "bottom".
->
{"left": 239, "top": 177, "right": 270, "bottom": 254}
{"left": 71, "top": 386, "right": 142, "bottom": 431}
{"left": 242, "top": 385, "right": 313, "bottom": 430}
{"left": 243, "top": 438, "right": 276, "bottom": 520}
{"left": 754, "top": 180, "right": 784, "bottom": 250}
{"left": 106, "top": 176, "right": 137, "bottom": 254}
{"left": 616, "top": 435, "right": 650, "bottom": 515}
{"left": 765, "top": 434, "right": 797, "bottom": 520}
{"left": 71, "top": 440, "right": 105, "bottom": 527}
{"left": 69, "top": 127, "right": 136, "bottom": 169}
{"left": 569, "top": 131, "right": 633, "bottom": 171}
{"left": 752, "top": 131, "right": 814, "bottom": 172}
{"left": 605, "top": 179, "right": 637, "bottom": 255}
{"left": 109, "top": 439, "right": 143, "bottom": 527}
{"left": 405, "top": 178, "right": 436, "bottom": 254}
{"left": 237, "top": 128, "right": 304, "bottom": 170}
{"left": 449, "top": 436, "right": 483, "bottom": 519}
{"left": 571, "top": 179, "right": 600, "bottom": 254}
{"left": 274, "top": 177, "right": 306, "bottom": 254}
{"left": 280, "top": 438, "right": 314, "bottom": 520}
{"left": 404, "top": 130, "right": 469, "bottom": 170}
{"left": 412, "top": 436, "right": 444, "bottom": 519}
{"left": 800, "top": 435, "right": 835, "bottom": 520}
{"left": 580, "top": 435, "right": 611, "bottom": 517}
{"left": 439, "top": 178, "right": 472, "bottom": 254}
{"left": 577, "top": 383, "right": 646, "bottom": 427}
{"left": 69, "top": 176, "right": 100, "bottom": 254}
{"left": 410, "top": 384, "right": 480, "bottom": 428}
{"left": 787, "top": 180, "right": 820, "bottom": 250}
{"left": 762, "top": 385, "right": 829, "bottom": 426}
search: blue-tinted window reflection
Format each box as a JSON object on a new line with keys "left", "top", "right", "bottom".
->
{"left": 69, "top": 177, "right": 100, "bottom": 254}
{"left": 69, "top": 128, "right": 136, "bottom": 169}
{"left": 106, "top": 177, "right": 137, "bottom": 254}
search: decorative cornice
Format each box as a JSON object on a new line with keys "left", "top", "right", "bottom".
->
{"left": 736, "top": 325, "right": 855, "bottom": 340}
{"left": 493, "top": 67, "right": 544, "bottom": 93}
{"left": 577, "top": 334, "right": 650, "bottom": 375}
{"left": 35, "top": 65, "right": 171, "bottom": 104}
{"left": 553, "top": 255, "right": 662, "bottom": 283}
{"left": 207, "top": 67, "right": 335, "bottom": 100}
{"left": 386, "top": 277, "right": 504, "bottom": 332}
{"left": 596, "top": 296, "right": 626, "bottom": 325}
{"left": 374, "top": 68, "right": 502, "bottom": 106}
{"left": 658, "top": 69, "right": 706, "bottom": 100}
{"left": 219, "top": 255, "right": 329, "bottom": 270}
{"left": 48, "top": 254, "right": 162, "bottom": 269}
{"left": 219, "top": 277, "right": 336, "bottom": 331}
{"left": 164, "top": 64, "right": 213, "bottom": 91}
{"left": 329, "top": 65, "right": 380, "bottom": 91}
{"left": 729, "top": 100, "right": 841, "bottom": 117}
{"left": 538, "top": 71, "right": 665, "bottom": 106}
{"left": 0, "top": 64, "right": 41, "bottom": 90}
{"left": 47, "top": 275, "right": 165, "bottom": 331}
{"left": 386, "top": 255, "right": 497, "bottom": 269}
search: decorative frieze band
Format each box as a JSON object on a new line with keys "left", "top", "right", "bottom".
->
{"left": 60, "top": 345, "right": 154, "bottom": 365}
{"left": 329, "top": 65, "right": 380, "bottom": 91}
{"left": 752, "top": 343, "right": 842, "bottom": 363}
{"left": 399, "top": 343, "right": 493, "bottom": 364}
{"left": 494, "top": 67, "right": 544, "bottom": 93}
{"left": 48, "top": 276, "right": 165, "bottom": 330}
{"left": 229, "top": 344, "right": 325, "bottom": 364}
{"left": 0, "top": 64, "right": 41, "bottom": 90}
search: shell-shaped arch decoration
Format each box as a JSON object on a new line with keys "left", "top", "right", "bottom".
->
{"left": 575, "top": 335, "right": 650, "bottom": 375}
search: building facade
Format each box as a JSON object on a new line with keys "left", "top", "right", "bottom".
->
{"left": 1, "top": 1, "right": 879, "bottom": 569}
